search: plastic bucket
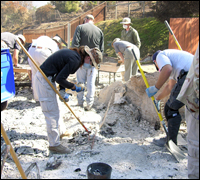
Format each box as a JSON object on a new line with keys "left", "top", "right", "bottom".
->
{"left": 1, "top": 48, "right": 15, "bottom": 103}
{"left": 87, "top": 162, "right": 112, "bottom": 179}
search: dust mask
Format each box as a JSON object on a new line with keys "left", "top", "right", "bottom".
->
{"left": 83, "top": 63, "right": 92, "bottom": 69}
{"left": 123, "top": 25, "right": 128, "bottom": 29}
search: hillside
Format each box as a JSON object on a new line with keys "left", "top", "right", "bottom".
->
{"left": 96, "top": 17, "right": 169, "bottom": 59}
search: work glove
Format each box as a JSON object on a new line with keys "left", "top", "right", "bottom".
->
{"left": 59, "top": 89, "right": 72, "bottom": 102}
{"left": 146, "top": 85, "right": 159, "bottom": 98}
{"left": 72, "top": 83, "right": 85, "bottom": 93}
{"left": 154, "top": 99, "right": 161, "bottom": 112}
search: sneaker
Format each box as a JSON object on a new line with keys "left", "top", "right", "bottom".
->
{"left": 153, "top": 137, "right": 167, "bottom": 147}
{"left": 84, "top": 104, "right": 92, "bottom": 111}
{"left": 49, "top": 144, "right": 71, "bottom": 154}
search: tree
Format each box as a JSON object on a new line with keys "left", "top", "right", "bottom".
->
{"left": 152, "top": 1, "right": 199, "bottom": 22}
{"left": 50, "top": 1, "right": 80, "bottom": 13}
{"left": 1, "top": 1, "right": 30, "bottom": 30}
{"left": 35, "top": 4, "right": 54, "bottom": 23}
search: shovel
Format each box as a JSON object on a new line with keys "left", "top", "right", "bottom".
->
{"left": 131, "top": 49, "right": 186, "bottom": 162}
{"left": 164, "top": 20, "right": 182, "bottom": 51}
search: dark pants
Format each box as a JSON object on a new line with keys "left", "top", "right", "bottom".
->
{"left": 164, "top": 70, "right": 188, "bottom": 144}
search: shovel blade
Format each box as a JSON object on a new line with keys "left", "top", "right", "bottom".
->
{"left": 165, "top": 140, "right": 186, "bottom": 162}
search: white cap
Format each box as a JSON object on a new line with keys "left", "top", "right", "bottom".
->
{"left": 112, "top": 38, "right": 120, "bottom": 47}
{"left": 85, "top": 14, "right": 94, "bottom": 20}
{"left": 52, "top": 36, "right": 62, "bottom": 44}
{"left": 17, "top": 34, "right": 26, "bottom": 44}
{"left": 120, "top": 17, "right": 132, "bottom": 24}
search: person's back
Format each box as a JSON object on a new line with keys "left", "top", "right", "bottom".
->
{"left": 27, "top": 35, "right": 60, "bottom": 101}
{"left": 71, "top": 14, "right": 104, "bottom": 111}
{"left": 72, "top": 15, "right": 104, "bottom": 53}
{"left": 156, "top": 49, "right": 193, "bottom": 81}
{"left": 1, "top": 32, "right": 19, "bottom": 50}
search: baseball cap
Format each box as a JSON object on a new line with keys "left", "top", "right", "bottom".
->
{"left": 84, "top": 46, "right": 102, "bottom": 69}
{"left": 17, "top": 34, "right": 26, "bottom": 44}
{"left": 112, "top": 38, "right": 120, "bottom": 47}
{"left": 152, "top": 50, "right": 161, "bottom": 61}
{"left": 52, "top": 36, "right": 62, "bottom": 44}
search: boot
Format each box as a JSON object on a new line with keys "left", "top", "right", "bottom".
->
{"left": 167, "top": 115, "right": 182, "bottom": 145}
{"left": 153, "top": 137, "right": 167, "bottom": 147}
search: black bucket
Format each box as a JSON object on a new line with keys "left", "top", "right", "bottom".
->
{"left": 87, "top": 162, "right": 112, "bottom": 179}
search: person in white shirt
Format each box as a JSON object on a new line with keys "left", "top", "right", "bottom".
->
{"left": 28, "top": 35, "right": 61, "bottom": 101}
{"left": 146, "top": 49, "right": 194, "bottom": 147}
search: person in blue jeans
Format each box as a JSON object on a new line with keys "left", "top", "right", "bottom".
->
{"left": 71, "top": 14, "right": 104, "bottom": 111}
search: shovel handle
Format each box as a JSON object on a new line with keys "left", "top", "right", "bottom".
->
{"left": 164, "top": 20, "right": 182, "bottom": 51}
{"left": 1, "top": 123, "right": 27, "bottom": 179}
{"left": 131, "top": 49, "right": 168, "bottom": 134}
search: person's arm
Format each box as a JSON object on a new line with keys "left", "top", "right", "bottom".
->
{"left": 99, "top": 33, "right": 104, "bottom": 53}
{"left": 156, "top": 79, "right": 176, "bottom": 100}
{"left": 155, "top": 64, "right": 172, "bottom": 89}
{"left": 71, "top": 26, "right": 81, "bottom": 48}
{"left": 117, "top": 52, "right": 125, "bottom": 63}
{"left": 13, "top": 49, "right": 19, "bottom": 66}
{"left": 133, "top": 30, "right": 141, "bottom": 49}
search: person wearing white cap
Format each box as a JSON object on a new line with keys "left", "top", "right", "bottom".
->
{"left": 1, "top": 32, "right": 26, "bottom": 68}
{"left": 71, "top": 14, "right": 104, "bottom": 111}
{"left": 33, "top": 45, "right": 102, "bottom": 154}
{"left": 120, "top": 17, "right": 141, "bottom": 49}
{"left": 27, "top": 35, "right": 61, "bottom": 102}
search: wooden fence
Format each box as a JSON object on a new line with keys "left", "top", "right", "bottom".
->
{"left": 168, "top": 18, "right": 199, "bottom": 55}
{"left": 23, "top": 2, "right": 106, "bottom": 44}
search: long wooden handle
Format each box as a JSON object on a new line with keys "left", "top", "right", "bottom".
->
{"left": 16, "top": 39, "right": 90, "bottom": 134}
{"left": 1, "top": 123, "right": 27, "bottom": 179}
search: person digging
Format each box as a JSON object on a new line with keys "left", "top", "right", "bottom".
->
{"left": 146, "top": 49, "right": 194, "bottom": 147}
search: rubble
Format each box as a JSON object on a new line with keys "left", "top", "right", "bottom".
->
{"left": 1, "top": 64, "right": 188, "bottom": 179}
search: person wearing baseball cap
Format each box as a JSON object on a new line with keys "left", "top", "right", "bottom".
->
{"left": 71, "top": 14, "right": 104, "bottom": 111}
{"left": 34, "top": 45, "right": 102, "bottom": 154}
{"left": 1, "top": 32, "right": 26, "bottom": 68}
{"left": 146, "top": 49, "right": 194, "bottom": 148}
{"left": 120, "top": 17, "right": 141, "bottom": 49}
{"left": 52, "top": 36, "right": 62, "bottom": 49}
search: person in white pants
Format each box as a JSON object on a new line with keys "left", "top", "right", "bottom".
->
{"left": 76, "top": 65, "right": 97, "bottom": 109}
{"left": 34, "top": 46, "right": 102, "bottom": 154}
{"left": 28, "top": 35, "right": 70, "bottom": 150}
{"left": 177, "top": 43, "right": 199, "bottom": 179}
{"left": 27, "top": 35, "right": 61, "bottom": 101}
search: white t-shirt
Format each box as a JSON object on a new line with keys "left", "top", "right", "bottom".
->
{"left": 31, "top": 35, "right": 59, "bottom": 53}
{"left": 156, "top": 49, "right": 194, "bottom": 81}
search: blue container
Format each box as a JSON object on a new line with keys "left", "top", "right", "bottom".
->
{"left": 1, "top": 48, "right": 15, "bottom": 103}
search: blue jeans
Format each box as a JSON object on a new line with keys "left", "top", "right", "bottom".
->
{"left": 76, "top": 66, "right": 97, "bottom": 106}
